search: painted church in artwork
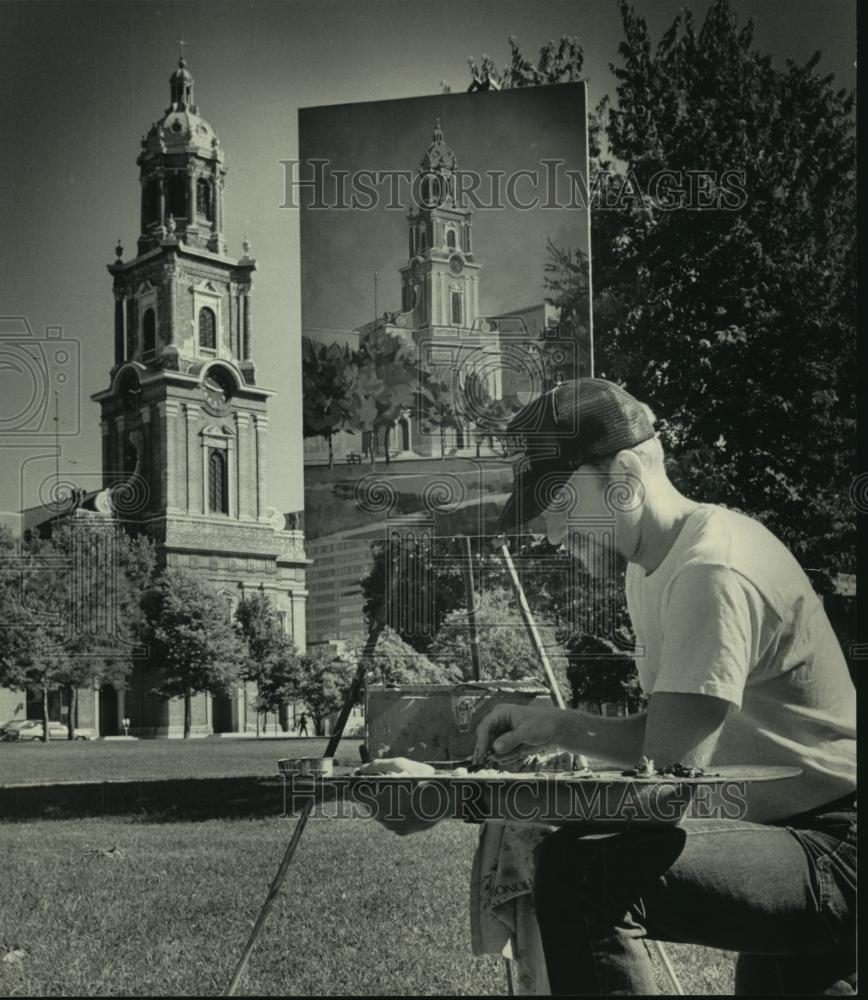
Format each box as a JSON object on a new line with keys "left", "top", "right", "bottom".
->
{"left": 2, "top": 54, "right": 309, "bottom": 737}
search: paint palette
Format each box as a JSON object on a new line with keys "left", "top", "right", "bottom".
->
{"left": 280, "top": 765, "right": 802, "bottom": 828}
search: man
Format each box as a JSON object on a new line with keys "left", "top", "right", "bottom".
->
{"left": 474, "top": 377, "right": 856, "bottom": 995}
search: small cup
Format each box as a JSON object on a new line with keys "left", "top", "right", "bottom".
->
{"left": 296, "top": 756, "right": 333, "bottom": 778}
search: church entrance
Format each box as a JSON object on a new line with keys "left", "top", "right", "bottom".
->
{"left": 100, "top": 685, "right": 119, "bottom": 736}
{"left": 398, "top": 417, "right": 410, "bottom": 451}
{"left": 212, "top": 694, "right": 235, "bottom": 733}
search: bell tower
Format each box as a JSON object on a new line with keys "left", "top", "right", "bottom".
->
{"left": 400, "top": 120, "right": 481, "bottom": 334}
{"left": 90, "top": 49, "right": 308, "bottom": 736}
{"left": 137, "top": 49, "right": 227, "bottom": 257}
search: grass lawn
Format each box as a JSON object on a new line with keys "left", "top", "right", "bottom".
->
{"left": 0, "top": 816, "right": 736, "bottom": 996}
{"left": 0, "top": 737, "right": 362, "bottom": 787}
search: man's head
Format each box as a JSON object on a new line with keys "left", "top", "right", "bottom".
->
{"left": 498, "top": 378, "right": 667, "bottom": 567}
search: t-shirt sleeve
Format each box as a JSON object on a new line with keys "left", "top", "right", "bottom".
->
{"left": 653, "top": 564, "right": 765, "bottom": 710}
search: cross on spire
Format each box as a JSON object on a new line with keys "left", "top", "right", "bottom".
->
{"left": 178, "top": 37, "right": 187, "bottom": 61}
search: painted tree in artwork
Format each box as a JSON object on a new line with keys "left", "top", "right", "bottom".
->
{"left": 301, "top": 337, "right": 358, "bottom": 469}
{"left": 415, "top": 370, "right": 459, "bottom": 460}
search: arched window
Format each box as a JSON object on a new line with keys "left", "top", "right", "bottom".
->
{"left": 419, "top": 226, "right": 427, "bottom": 251}
{"left": 199, "top": 307, "right": 217, "bottom": 351}
{"left": 451, "top": 290, "right": 462, "bottom": 325}
{"left": 167, "top": 173, "right": 187, "bottom": 219}
{"left": 142, "top": 308, "right": 156, "bottom": 358}
{"left": 143, "top": 178, "right": 160, "bottom": 226}
{"left": 446, "top": 228, "right": 456, "bottom": 250}
{"left": 208, "top": 449, "right": 228, "bottom": 514}
{"left": 196, "top": 178, "right": 213, "bottom": 221}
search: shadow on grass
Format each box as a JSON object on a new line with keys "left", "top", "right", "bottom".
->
{"left": 0, "top": 776, "right": 291, "bottom": 823}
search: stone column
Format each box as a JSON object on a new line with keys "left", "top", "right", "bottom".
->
{"left": 242, "top": 292, "right": 252, "bottom": 361}
{"left": 290, "top": 588, "right": 308, "bottom": 653}
{"left": 187, "top": 167, "right": 196, "bottom": 225}
{"left": 227, "top": 285, "right": 235, "bottom": 357}
{"left": 213, "top": 174, "right": 222, "bottom": 234}
{"left": 165, "top": 265, "right": 175, "bottom": 348}
{"left": 113, "top": 415, "right": 125, "bottom": 481}
{"left": 158, "top": 171, "right": 166, "bottom": 225}
{"left": 186, "top": 404, "right": 201, "bottom": 513}
{"left": 114, "top": 293, "right": 125, "bottom": 365}
{"left": 100, "top": 418, "right": 110, "bottom": 489}
{"left": 159, "top": 401, "right": 181, "bottom": 511}
{"left": 125, "top": 297, "right": 136, "bottom": 359}
{"left": 253, "top": 414, "right": 267, "bottom": 520}
{"left": 235, "top": 412, "right": 250, "bottom": 518}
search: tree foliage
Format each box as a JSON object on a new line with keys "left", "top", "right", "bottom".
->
{"left": 361, "top": 626, "right": 461, "bottom": 685}
{"left": 141, "top": 569, "right": 246, "bottom": 737}
{"left": 234, "top": 592, "right": 301, "bottom": 721}
{"left": 301, "top": 338, "right": 358, "bottom": 469}
{"left": 429, "top": 587, "right": 570, "bottom": 696}
{"left": 293, "top": 645, "right": 357, "bottom": 736}
{"left": 471, "top": 3, "right": 855, "bottom": 572}
{"left": 0, "top": 522, "right": 154, "bottom": 740}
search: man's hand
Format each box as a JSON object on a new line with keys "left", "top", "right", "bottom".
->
{"left": 356, "top": 757, "right": 441, "bottom": 837}
{"left": 473, "top": 703, "right": 571, "bottom": 768}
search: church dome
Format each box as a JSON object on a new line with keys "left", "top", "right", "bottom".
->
{"left": 139, "top": 55, "right": 222, "bottom": 161}
{"left": 143, "top": 109, "right": 219, "bottom": 158}
{"left": 421, "top": 118, "right": 457, "bottom": 173}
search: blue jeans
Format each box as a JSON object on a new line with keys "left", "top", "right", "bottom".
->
{"left": 532, "top": 801, "right": 857, "bottom": 995}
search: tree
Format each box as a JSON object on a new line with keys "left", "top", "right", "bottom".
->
{"left": 597, "top": 0, "right": 855, "bottom": 571}
{"left": 0, "top": 522, "right": 155, "bottom": 741}
{"left": 361, "top": 626, "right": 461, "bottom": 686}
{"left": 471, "top": 8, "right": 855, "bottom": 571}
{"left": 429, "top": 587, "right": 570, "bottom": 696}
{"left": 360, "top": 534, "right": 469, "bottom": 655}
{"left": 301, "top": 338, "right": 358, "bottom": 470}
{"left": 342, "top": 332, "right": 420, "bottom": 465}
{"left": 141, "top": 569, "right": 246, "bottom": 738}
{"left": 415, "top": 370, "right": 459, "bottom": 460}
{"left": 235, "top": 592, "right": 300, "bottom": 735}
{"left": 293, "top": 645, "right": 357, "bottom": 736}
{"left": 566, "top": 634, "right": 645, "bottom": 715}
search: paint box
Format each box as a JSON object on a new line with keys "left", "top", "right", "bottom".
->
{"left": 365, "top": 681, "right": 551, "bottom": 763}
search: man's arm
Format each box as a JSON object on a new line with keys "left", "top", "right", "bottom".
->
{"left": 475, "top": 690, "right": 730, "bottom": 769}
{"left": 642, "top": 691, "right": 730, "bottom": 768}
{"left": 474, "top": 703, "right": 647, "bottom": 768}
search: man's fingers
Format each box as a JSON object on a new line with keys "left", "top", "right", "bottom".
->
{"left": 473, "top": 705, "right": 514, "bottom": 763}
{"left": 491, "top": 726, "right": 526, "bottom": 756}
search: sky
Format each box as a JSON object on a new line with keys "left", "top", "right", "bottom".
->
{"left": 0, "top": 0, "right": 856, "bottom": 515}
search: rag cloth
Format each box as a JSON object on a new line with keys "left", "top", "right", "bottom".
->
{"left": 469, "top": 820, "right": 556, "bottom": 995}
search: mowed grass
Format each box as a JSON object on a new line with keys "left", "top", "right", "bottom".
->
{"left": 0, "top": 816, "right": 736, "bottom": 996}
{"left": 0, "top": 737, "right": 362, "bottom": 787}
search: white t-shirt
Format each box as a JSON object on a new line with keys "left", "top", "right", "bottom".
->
{"left": 625, "top": 503, "right": 856, "bottom": 823}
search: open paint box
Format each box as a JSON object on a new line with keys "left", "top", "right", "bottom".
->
{"left": 364, "top": 680, "right": 551, "bottom": 764}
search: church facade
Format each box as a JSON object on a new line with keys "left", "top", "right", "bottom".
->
{"left": 2, "top": 54, "right": 308, "bottom": 738}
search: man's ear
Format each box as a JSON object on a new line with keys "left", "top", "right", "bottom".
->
{"left": 611, "top": 449, "right": 644, "bottom": 480}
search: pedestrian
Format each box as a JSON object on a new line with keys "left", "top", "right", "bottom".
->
{"left": 297, "top": 712, "right": 309, "bottom": 737}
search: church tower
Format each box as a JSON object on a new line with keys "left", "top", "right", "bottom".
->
{"left": 400, "top": 120, "right": 481, "bottom": 335}
{"left": 91, "top": 51, "right": 308, "bottom": 738}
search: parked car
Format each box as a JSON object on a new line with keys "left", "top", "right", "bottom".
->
{"left": 0, "top": 720, "right": 97, "bottom": 741}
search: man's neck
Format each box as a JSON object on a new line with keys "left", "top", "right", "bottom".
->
{"left": 632, "top": 485, "right": 701, "bottom": 575}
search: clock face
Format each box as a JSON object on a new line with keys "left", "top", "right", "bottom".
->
{"left": 204, "top": 376, "right": 230, "bottom": 415}
{"left": 449, "top": 255, "right": 463, "bottom": 276}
